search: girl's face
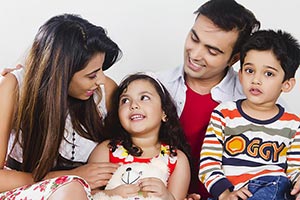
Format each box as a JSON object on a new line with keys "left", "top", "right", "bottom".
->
{"left": 68, "top": 53, "right": 106, "bottom": 100}
{"left": 118, "top": 79, "right": 165, "bottom": 137}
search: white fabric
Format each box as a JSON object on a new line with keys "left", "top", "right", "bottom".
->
{"left": 8, "top": 68, "right": 106, "bottom": 163}
{"left": 156, "top": 65, "right": 245, "bottom": 116}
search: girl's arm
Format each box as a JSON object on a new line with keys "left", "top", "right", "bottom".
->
{"left": 0, "top": 73, "right": 34, "bottom": 192}
{"left": 88, "top": 140, "right": 110, "bottom": 163}
{"left": 88, "top": 141, "right": 140, "bottom": 197}
{"left": 167, "top": 150, "right": 191, "bottom": 200}
{"left": 139, "top": 150, "right": 190, "bottom": 200}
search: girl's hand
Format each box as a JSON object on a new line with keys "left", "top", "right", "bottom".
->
{"left": 138, "top": 177, "right": 175, "bottom": 200}
{"left": 72, "top": 162, "right": 119, "bottom": 189}
{"left": 105, "top": 184, "right": 140, "bottom": 198}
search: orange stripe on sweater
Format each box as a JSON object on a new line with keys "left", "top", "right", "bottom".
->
{"left": 200, "top": 161, "right": 220, "bottom": 170}
{"left": 280, "top": 113, "right": 300, "bottom": 121}
{"left": 204, "top": 140, "right": 220, "bottom": 145}
{"left": 287, "top": 157, "right": 300, "bottom": 162}
{"left": 227, "top": 169, "right": 284, "bottom": 185}
{"left": 221, "top": 108, "right": 241, "bottom": 119}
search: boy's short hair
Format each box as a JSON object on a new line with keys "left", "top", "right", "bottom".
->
{"left": 240, "top": 30, "right": 300, "bottom": 81}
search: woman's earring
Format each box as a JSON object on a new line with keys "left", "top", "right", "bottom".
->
{"left": 162, "top": 112, "right": 168, "bottom": 122}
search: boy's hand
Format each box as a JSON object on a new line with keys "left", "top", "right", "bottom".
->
{"left": 291, "top": 178, "right": 300, "bottom": 199}
{"left": 218, "top": 188, "right": 252, "bottom": 200}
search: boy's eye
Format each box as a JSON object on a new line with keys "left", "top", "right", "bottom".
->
{"left": 265, "top": 71, "right": 274, "bottom": 77}
{"left": 141, "top": 95, "right": 150, "bottom": 101}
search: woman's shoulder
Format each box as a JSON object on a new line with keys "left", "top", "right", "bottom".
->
{"left": 0, "top": 73, "right": 18, "bottom": 89}
{"left": 0, "top": 73, "right": 19, "bottom": 105}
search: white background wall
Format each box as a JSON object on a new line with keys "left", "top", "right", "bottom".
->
{"left": 0, "top": 0, "right": 299, "bottom": 115}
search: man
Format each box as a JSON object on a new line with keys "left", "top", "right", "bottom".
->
{"left": 157, "top": 0, "right": 260, "bottom": 199}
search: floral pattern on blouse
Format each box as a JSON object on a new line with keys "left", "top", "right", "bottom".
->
{"left": 0, "top": 175, "right": 92, "bottom": 200}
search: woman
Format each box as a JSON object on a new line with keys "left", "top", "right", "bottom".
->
{"left": 0, "top": 14, "right": 121, "bottom": 199}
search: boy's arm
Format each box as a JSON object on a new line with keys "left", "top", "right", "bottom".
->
{"left": 288, "top": 125, "right": 300, "bottom": 198}
{"left": 199, "top": 109, "right": 233, "bottom": 199}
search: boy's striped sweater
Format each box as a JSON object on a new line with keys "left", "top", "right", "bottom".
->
{"left": 199, "top": 99, "right": 300, "bottom": 198}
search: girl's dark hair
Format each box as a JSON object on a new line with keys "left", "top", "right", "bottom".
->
{"left": 14, "top": 14, "right": 122, "bottom": 181}
{"left": 105, "top": 73, "right": 191, "bottom": 162}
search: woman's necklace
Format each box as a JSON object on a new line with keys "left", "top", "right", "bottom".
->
{"left": 71, "top": 131, "right": 76, "bottom": 160}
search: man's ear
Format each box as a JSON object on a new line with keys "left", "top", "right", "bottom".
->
{"left": 229, "top": 53, "right": 240, "bottom": 67}
{"left": 238, "top": 68, "right": 243, "bottom": 82}
{"left": 282, "top": 78, "right": 296, "bottom": 93}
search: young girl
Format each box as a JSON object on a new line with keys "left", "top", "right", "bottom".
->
{"left": 89, "top": 73, "right": 191, "bottom": 200}
{"left": 0, "top": 14, "right": 121, "bottom": 199}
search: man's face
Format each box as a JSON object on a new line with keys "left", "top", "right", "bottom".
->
{"left": 184, "top": 14, "right": 239, "bottom": 85}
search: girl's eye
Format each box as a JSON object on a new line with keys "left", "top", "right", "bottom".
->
{"left": 120, "top": 98, "right": 129, "bottom": 105}
{"left": 141, "top": 95, "right": 150, "bottom": 101}
{"left": 245, "top": 68, "right": 254, "bottom": 74}
{"left": 265, "top": 71, "right": 274, "bottom": 77}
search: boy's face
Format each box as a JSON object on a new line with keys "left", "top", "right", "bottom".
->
{"left": 239, "top": 50, "right": 294, "bottom": 106}
{"left": 183, "top": 14, "right": 239, "bottom": 85}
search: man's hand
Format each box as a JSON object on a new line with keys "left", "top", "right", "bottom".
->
{"left": 0, "top": 64, "right": 23, "bottom": 76}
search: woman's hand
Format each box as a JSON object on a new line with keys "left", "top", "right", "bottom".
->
{"left": 72, "top": 162, "right": 119, "bottom": 189}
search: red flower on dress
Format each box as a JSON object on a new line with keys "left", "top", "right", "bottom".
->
{"left": 74, "top": 177, "right": 89, "bottom": 188}
{"left": 54, "top": 176, "right": 69, "bottom": 185}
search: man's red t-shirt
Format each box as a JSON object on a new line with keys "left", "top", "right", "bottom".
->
{"left": 180, "top": 84, "right": 219, "bottom": 199}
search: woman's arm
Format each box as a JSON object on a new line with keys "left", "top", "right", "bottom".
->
{"left": 0, "top": 73, "right": 34, "bottom": 192}
{"left": 45, "top": 140, "right": 118, "bottom": 190}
